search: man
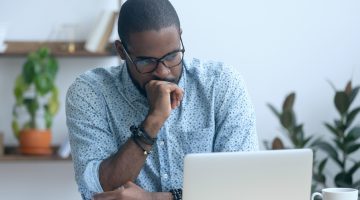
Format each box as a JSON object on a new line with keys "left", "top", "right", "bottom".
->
{"left": 66, "top": 0, "right": 259, "bottom": 199}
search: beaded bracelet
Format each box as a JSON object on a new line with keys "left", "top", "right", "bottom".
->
{"left": 131, "top": 134, "right": 152, "bottom": 155}
{"left": 170, "top": 188, "right": 183, "bottom": 200}
{"left": 130, "top": 125, "right": 157, "bottom": 145}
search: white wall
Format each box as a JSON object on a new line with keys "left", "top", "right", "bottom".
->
{"left": 1, "top": 0, "right": 360, "bottom": 199}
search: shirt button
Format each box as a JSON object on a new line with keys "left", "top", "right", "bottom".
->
{"left": 159, "top": 140, "right": 165, "bottom": 146}
{"left": 163, "top": 173, "right": 168, "bottom": 179}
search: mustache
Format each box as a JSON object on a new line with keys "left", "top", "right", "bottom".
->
{"left": 139, "top": 77, "right": 178, "bottom": 98}
{"left": 151, "top": 77, "right": 177, "bottom": 84}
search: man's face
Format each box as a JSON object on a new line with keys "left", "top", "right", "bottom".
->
{"left": 116, "top": 25, "right": 183, "bottom": 94}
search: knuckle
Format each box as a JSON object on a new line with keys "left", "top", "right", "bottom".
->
{"left": 157, "top": 84, "right": 167, "bottom": 90}
{"left": 116, "top": 190, "right": 124, "bottom": 198}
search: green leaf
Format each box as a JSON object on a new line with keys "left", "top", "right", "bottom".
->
{"left": 282, "top": 92, "right": 295, "bottom": 112}
{"left": 345, "top": 81, "right": 352, "bottom": 96}
{"left": 291, "top": 123, "right": 304, "bottom": 148}
{"left": 23, "top": 98, "right": 39, "bottom": 118}
{"left": 335, "top": 172, "right": 353, "bottom": 187}
{"left": 267, "top": 104, "right": 281, "bottom": 119}
{"left": 334, "top": 120, "right": 346, "bottom": 132}
{"left": 48, "top": 87, "right": 59, "bottom": 116}
{"left": 345, "top": 127, "right": 360, "bottom": 143}
{"left": 324, "top": 122, "right": 340, "bottom": 137}
{"left": 38, "top": 47, "right": 50, "bottom": 58}
{"left": 302, "top": 135, "right": 313, "bottom": 147}
{"left": 346, "top": 107, "right": 360, "bottom": 127}
{"left": 271, "top": 137, "right": 285, "bottom": 150}
{"left": 318, "top": 158, "right": 328, "bottom": 174}
{"left": 13, "top": 75, "right": 28, "bottom": 105}
{"left": 313, "top": 173, "right": 326, "bottom": 184}
{"left": 334, "top": 139, "right": 344, "bottom": 151}
{"left": 308, "top": 137, "right": 323, "bottom": 148}
{"left": 22, "top": 60, "right": 35, "bottom": 83}
{"left": 11, "top": 120, "right": 20, "bottom": 139}
{"left": 349, "top": 86, "right": 359, "bottom": 104}
{"left": 294, "top": 124, "right": 303, "bottom": 134}
{"left": 345, "top": 143, "right": 360, "bottom": 154}
{"left": 281, "top": 110, "right": 293, "bottom": 128}
{"left": 44, "top": 109, "right": 52, "bottom": 129}
{"left": 334, "top": 91, "right": 350, "bottom": 115}
{"left": 347, "top": 162, "right": 360, "bottom": 177}
{"left": 35, "top": 75, "right": 53, "bottom": 95}
{"left": 317, "top": 142, "right": 342, "bottom": 167}
{"left": 46, "top": 57, "right": 58, "bottom": 79}
{"left": 23, "top": 122, "right": 32, "bottom": 129}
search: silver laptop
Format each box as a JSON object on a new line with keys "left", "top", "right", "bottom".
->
{"left": 182, "top": 149, "right": 313, "bottom": 200}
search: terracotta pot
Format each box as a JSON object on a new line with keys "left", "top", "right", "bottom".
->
{"left": 19, "top": 129, "right": 52, "bottom": 155}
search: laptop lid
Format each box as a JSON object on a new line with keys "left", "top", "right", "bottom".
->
{"left": 182, "top": 149, "right": 313, "bottom": 200}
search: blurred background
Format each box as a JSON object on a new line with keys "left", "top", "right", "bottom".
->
{"left": 0, "top": 0, "right": 359, "bottom": 199}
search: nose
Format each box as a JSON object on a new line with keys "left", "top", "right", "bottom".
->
{"left": 152, "top": 61, "right": 170, "bottom": 78}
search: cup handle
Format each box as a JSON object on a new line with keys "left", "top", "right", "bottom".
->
{"left": 311, "top": 192, "right": 323, "bottom": 200}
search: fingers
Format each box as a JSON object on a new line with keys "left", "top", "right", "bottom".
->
{"left": 146, "top": 80, "right": 184, "bottom": 109}
{"left": 116, "top": 186, "right": 125, "bottom": 191}
{"left": 171, "top": 92, "right": 177, "bottom": 109}
{"left": 123, "top": 181, "right": 134, "bottom": 189}
{"left": 92, "top": 182, "right": 137, "bottom": 200}
{"left": 164, "top": 82, "right": 184, "bottom": 108}
{"left": 92, "top": 190, "right": 120, "bottom": 200}
{"left": 170, "top": 91, "right": 183, "bottom": 109}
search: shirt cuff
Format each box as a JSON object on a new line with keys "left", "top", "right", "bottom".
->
{"left": 84, "top": 160, "right": 104, "bottom": 193}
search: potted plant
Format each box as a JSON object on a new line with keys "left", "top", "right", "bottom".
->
{"left": 317, "top": 80, "right": 360, "bottom": 188}
{"left": 12, "top": 47, "right": 59, "bottom": 155}
{"left": 266, "top": 80, "right": 360, "bottom": 193}
{"left": 265, "top": 92, "right": 326, "bottom": 192}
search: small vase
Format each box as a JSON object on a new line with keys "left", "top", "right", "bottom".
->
{"left": 19, "top": 129, "right": 52, "bottom": 155}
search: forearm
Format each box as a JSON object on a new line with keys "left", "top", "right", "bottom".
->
{"left": 99, "top": 116, "right": 164, "bottom": 191}
{"left": 99, "top": 138, "right": 151, "bottom": 191}
{"left": 151, "top": 192, "right": 173, "bottom": 200}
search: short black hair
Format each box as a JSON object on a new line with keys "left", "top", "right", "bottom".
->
{"left": 118, "top": 0, "right": 181, "bottom": 47}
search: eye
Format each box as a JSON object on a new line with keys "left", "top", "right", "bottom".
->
{"left": 163, "top": 52, "right": 178, "bottom": 61}
{"left": 135, "top": 59, "right": 155, "bottom": 66}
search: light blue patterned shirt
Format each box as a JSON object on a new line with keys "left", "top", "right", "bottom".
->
{"left": 66, "top": 58, "right": 259, "bottom": 200}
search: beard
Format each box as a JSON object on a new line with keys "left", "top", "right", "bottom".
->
{"left": 126, "top": 63, "right": 182, "bottom": 97}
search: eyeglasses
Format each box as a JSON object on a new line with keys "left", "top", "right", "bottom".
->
{"left": 123, "top": 37, "right": 185, "bottom": 74}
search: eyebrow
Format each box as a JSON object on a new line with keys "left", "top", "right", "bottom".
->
{"left": 134, "top": 46, "right": 182, "bottom": 60}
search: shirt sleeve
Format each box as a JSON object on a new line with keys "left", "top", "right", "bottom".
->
{"left": 213, "top": 65, "right": 259, "bottom": 152}
{"left": 66, "top": 75, "right": 118, "bottom": 200}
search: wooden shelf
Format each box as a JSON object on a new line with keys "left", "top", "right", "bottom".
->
{"left": 0, "top": 41, "right": 117, "bottom": 57}
{"left": 0, "top": 146, "right": 72, "bottom": 162}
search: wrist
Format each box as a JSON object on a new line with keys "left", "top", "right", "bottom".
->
{"left": 142, "top": 115, "right": 166, "bottom": 137}
{"left": 169, "top": 189, "right": 182, "bottom": 200}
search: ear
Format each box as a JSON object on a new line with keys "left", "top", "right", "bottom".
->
{"left": 115, "top": 40, "right": 126, "bottom": 60}
{"left": 179, "top": 28, "right": 183, "bottom": 35}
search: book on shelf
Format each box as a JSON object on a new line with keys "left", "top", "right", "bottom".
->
{"left": 85, "top": 10, "right": 118, "bottom": 53}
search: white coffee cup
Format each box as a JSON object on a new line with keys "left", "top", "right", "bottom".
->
{"left": 311, "top": 188, "right": 358, "bottom": 200}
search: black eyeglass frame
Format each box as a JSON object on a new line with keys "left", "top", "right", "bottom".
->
{"left": 122, "top": 37, "right": 186, "bottom": 74}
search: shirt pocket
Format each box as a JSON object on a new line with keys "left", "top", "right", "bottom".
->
{"left": 184, "top": 127, "right": 215, "bottom": 154}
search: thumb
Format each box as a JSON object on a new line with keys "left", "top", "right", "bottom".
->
{"left": 124, "top": 181, "right": 134, "bottom": 188}
{"left": 116, "top": 185, "right": 125, "bottom": 191}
